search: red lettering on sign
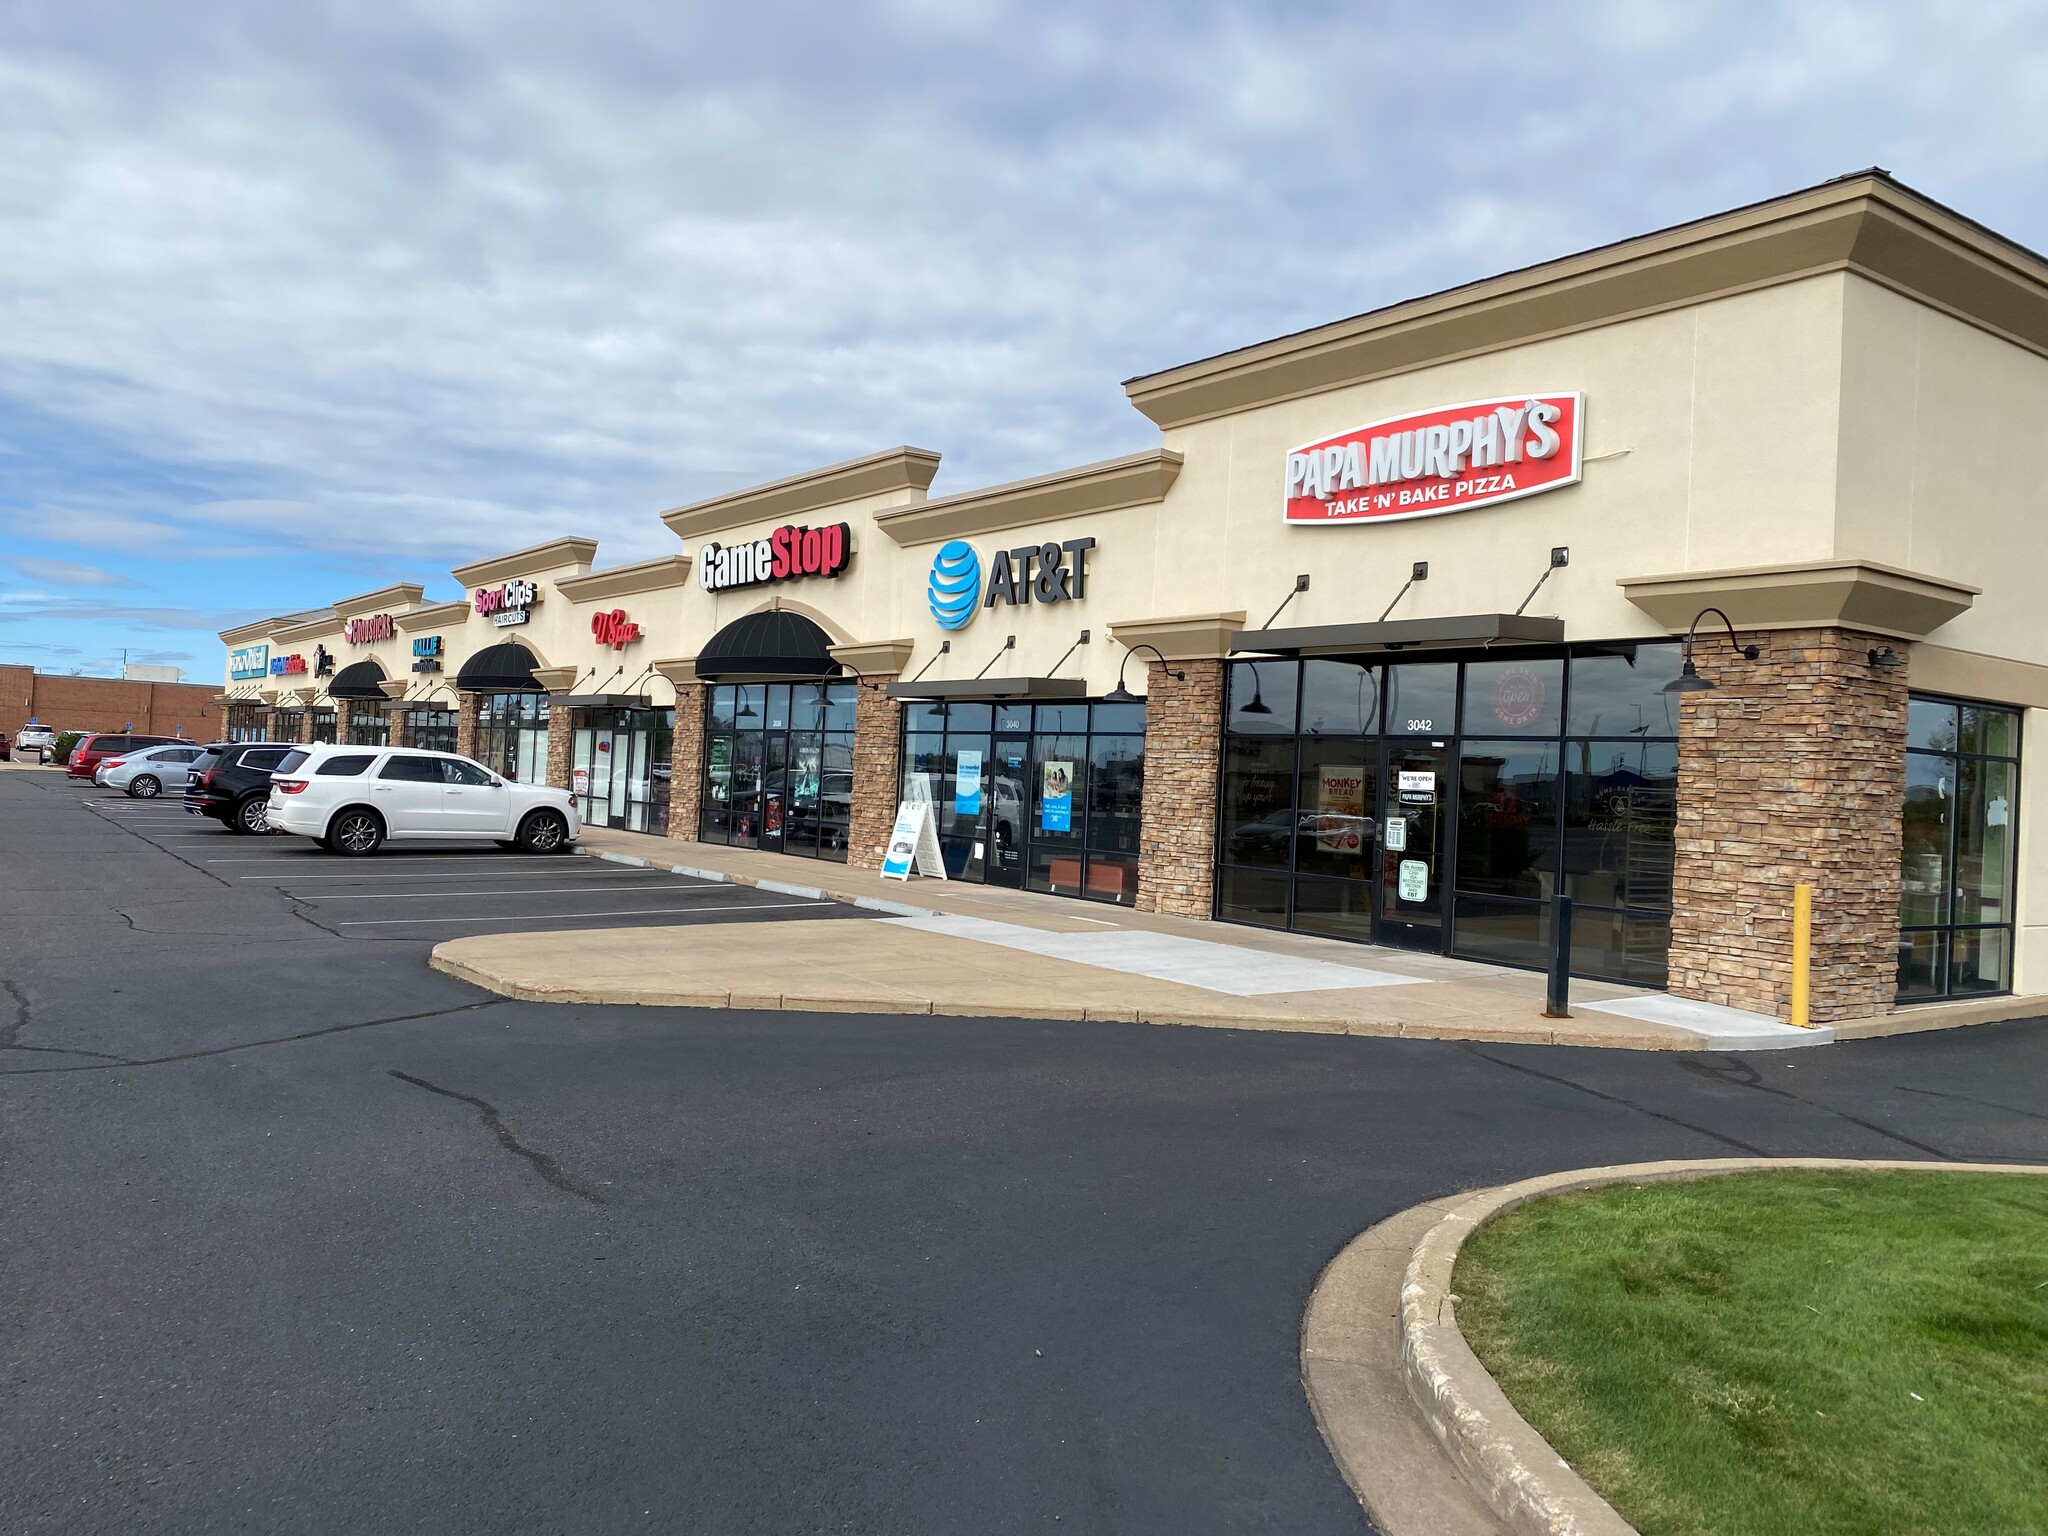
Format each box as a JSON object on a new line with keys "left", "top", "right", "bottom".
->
{"left": 591, "top": 609, "right": 643, "bottom": 650}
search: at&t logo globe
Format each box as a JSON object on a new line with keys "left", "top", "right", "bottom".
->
{"left": 928, "top": 540, "right": 981, "bottom": 630}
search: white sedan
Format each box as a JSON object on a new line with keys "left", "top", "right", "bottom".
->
{"left": 101, "top": 743, "right": 210, "bottom": 798}
{"left": 265, "top": 744, "right": 580, "bottom": 855}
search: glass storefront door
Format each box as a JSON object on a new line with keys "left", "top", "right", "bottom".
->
{"left": 987, "top": 734, "right": 1031, "bottom": 888}
{"left": 572, "top": 708, "right": 675, "bottom": 834}
{"left": 699, "top": 683, "right": 855, "bottom": 862}
{"left": 1377, "top": 742, "right": 1449, "bottom": 950}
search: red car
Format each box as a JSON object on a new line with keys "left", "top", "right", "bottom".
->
{"left": 67, "top": 732, "right": 183, "bottom": 781}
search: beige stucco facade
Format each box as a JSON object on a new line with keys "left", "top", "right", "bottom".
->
{"left": 220, "top": 171, "right": 2048, "bottom": 1020}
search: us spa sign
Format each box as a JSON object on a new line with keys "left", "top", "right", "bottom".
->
{"left": 1283, "top": 394, "right": 1582, "bottom": 525}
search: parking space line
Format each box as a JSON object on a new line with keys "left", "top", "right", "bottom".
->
{"left": 336, "top": 901, "right": 822, "bottom": 926}
{"left": 206, "top": 855, "right": 574, "bottom": 864}
{"left": 244, "top": 869, "right": 679, "bottom": 882}
{"left": 311, "top": 883, "right": 744, "bottom": 900}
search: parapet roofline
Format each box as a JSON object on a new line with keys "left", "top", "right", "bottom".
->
{"left": 217, "top": 606, "right": 335, "bottom": 645}
{"left": 661, "top": 446, "right": 942, "bottom": 542}
{"left": 331, "top": 583, "right": 426, "bottom": 617}
{"left": 450, "top": 537, "right": 600, "bottom": 591}
{"left": 1123, "top": 170, "right": 2048, "bottom": 429}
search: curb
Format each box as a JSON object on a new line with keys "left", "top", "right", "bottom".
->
{"left": 576, "top": 844, "right": 944, "bottom": 919}
{"left": 1307, "top": 1156, "right": 2048, "bottom": 1536}
{"left": 424, "top": 947, "right": 1701, "bottom": 1044}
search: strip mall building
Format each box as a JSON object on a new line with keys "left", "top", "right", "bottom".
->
{"left": 219, "top": 173, "right": 2048, "bottom": 1025}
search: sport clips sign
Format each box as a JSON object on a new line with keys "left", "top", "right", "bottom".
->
{"left": 1284, "top": 394, "right": 1582, "bottom": 525}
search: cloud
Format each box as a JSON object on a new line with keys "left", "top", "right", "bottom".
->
{"left": 0, "top": 0, "right": 2041, "bottom": 606}
{"left": 7, "top": 555, "right": 139, "bottom": 587}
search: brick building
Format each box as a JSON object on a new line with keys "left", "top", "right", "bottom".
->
{"left": 218, "top": 173, "right": 2048, "bottom": 1027}
{"left": 1, "top": 666, "right": 222, "bottom": 743}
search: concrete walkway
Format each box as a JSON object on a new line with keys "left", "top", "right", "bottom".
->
{"left": 425, "top": 826, "right": 1882, "bottom": 1050}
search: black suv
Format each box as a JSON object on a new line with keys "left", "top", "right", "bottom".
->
{"left": 184, "top": 741, "right": 299, "bottom": 833}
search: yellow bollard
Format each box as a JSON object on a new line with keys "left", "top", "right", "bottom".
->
{"left": 1790, "top": 883, "right": 1813, "bottom": 1028}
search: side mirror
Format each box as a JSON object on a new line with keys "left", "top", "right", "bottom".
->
{"left": 491, "top": 776, "right": 506, "bottom": 788}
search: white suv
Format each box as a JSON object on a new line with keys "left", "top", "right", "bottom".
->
{"left": 266, "top": 744, "right": 581, "bottom": 856}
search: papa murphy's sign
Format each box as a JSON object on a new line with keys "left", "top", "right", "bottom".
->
{"left": 1284, "top": 394, "right": 1582, "bottom": 525}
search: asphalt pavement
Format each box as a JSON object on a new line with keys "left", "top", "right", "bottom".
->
{"left": 68, "top": 776, "right": 864, "bottom": 940}
{"left": 5, "top": 765, "right": 2048, "bottom": 1535}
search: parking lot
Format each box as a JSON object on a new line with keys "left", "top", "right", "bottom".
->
{"left": 65, "top": 779, "right": 867, "bottom": 942}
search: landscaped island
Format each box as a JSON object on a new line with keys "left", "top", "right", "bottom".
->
{"left": 1455, "top": 1170, "right": 2048, "bottom": 1536}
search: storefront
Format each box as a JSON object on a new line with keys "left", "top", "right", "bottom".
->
{"left": 219, "top": 173, "right": 2048, "bottom": 1027}
{"left": 1217, "top": 647, "right": 1675, "bottom": 983}
{"left": 897, "top": 697, "right": 1144, "bottom": 900}
{"left": 571, "top": 706, "right": 674, "bottom": 834}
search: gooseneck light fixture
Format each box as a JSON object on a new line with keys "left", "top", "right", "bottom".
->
{"left": 1662, "top": 606, "right": 1760, "bottom": 694}
{"left": 1104, "top": 642, "right": 1185, "bottom": 704}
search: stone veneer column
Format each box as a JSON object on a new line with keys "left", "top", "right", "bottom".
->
{"left": 1668, "top": 626, "right": 1909, "bottom": 1023}
{"left": 847, "top": 678, "right": 904, "bottom": 870}
{"left": 386, "top": 706, "right": 411, "bottom": 749}
{"left": 455, "top": 692, "right": 484, "bottom": 761}
{"left": 666, "top": 683, "right": 706, "bottom": 842}
{"left": 544, "top": 706, "right": 574, "bottom": 790}
{"left": 1135, "top": 658, "right": 1226, "bottom": 917}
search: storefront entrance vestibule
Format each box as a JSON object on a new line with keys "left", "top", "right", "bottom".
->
{"left": 572, "top": 707, "right": 674, "bottom": 834}
{"left": 1217, "top": 644, "right": 1682, "bottom": 985}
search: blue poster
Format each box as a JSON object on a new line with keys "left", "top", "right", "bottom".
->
{"left": 1040, "top": 760, "right": 1073, "bottom": 832}
{"left": 955, "top": 750, "right": 983, "bottom": 815}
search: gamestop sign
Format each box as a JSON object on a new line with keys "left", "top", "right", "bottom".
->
{"left": 698, "top": 522, "right": 850, "bottom": 594}
{"left": 1284, "top": 394, "right": 1582, "bottom": 525}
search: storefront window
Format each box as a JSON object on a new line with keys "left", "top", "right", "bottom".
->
{"left": 699, "top": 682, "right": 856, "bottom": 861}
{"left": 310, "top": 709, "right": 338, "bottom": 744}
{"left": 348, "top": 710, "right": 390, "bottom": 747}
{"left": 406, "top": 706, "right": 458, "bottom": 754}
{"left": 475, "top": 692, "right": 550, "bottom": 784}
{"left": 1216, "top": 644, "right": 1680, "bottom": 985}
{"left": 898, "top": 699, "right": 1144, "bottom": 902}
{"left": 1899, "top": 694, "right": 2019, "bottom": 1001}
{"left": 271, "top": 710, "right": 303, "bottom": 741}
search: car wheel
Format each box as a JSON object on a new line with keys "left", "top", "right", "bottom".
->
{"left": 236, "top": 796, "right": 272, "bottom": 835}
{"left": 127, "top": 775, "right": 162, "bottom": 799}
{"left": 328, "top": 809, "right": 385, "bottom": 856}
{"left": 514, "top": 810, "right": 568, "bottom": 854}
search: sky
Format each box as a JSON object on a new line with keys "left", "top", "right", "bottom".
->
{"left": 3, "top": 0, "right": 2046, "bottom": 683}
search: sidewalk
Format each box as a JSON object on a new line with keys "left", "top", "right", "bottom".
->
{"left": 430, "top": 826, "right": 1866, "bottom": 1051}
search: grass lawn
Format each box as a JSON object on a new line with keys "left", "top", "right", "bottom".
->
{"left": 1454, "top": 1170, "right": 2048, "bottom": 1536}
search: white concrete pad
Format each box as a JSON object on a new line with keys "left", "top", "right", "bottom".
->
{"left": 881, "top": 915, "right": 1428, "bottom": 996}
{"left": 1580, "top": 994, "right": 1835, "bottom": 1049}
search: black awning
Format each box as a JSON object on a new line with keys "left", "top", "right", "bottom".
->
{"left": 327, "top": 659, "right": 388, "bottom": 699}
{"left": 885, "top": 676, "right": 1089, "bottom": 702}
{"left": 456, "top": 641, "right": 544, "bottom": 692}
{"left": 1230, "top": 613, "right": 1565, "bottom": 656}
{"left": 695, "top": 610, "right": 843, "bottom": 681}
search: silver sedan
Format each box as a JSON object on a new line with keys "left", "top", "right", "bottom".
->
{"left": 101, "top": 743, "right": 209, "bottom": 799}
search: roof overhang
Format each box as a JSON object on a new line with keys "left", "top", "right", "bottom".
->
{"left": 661, "top": 446, "right": 942, "bottom": 542}
{"left": 554, "top": 554, "right": 694, "bottom": 603}
{"left": 450, "top": 537, "right": 599, "bottom": 590}
{"left": 332, "top": 582, "right": 426, "bottom": 617}
{"left": 1617, "top": 559, "right": 1978, "bottom": 641}
{"left": 1231, "top": 614, "right": 1565, "bottom": 656}
{"left": 394, "top": 599, "right": 471, "bottom": 631}
{"left": 885, "top": 676, "right": 1089, "bottom": 701}
{"left": 873, "top": 450, "right": 1183, "bottom": 547}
